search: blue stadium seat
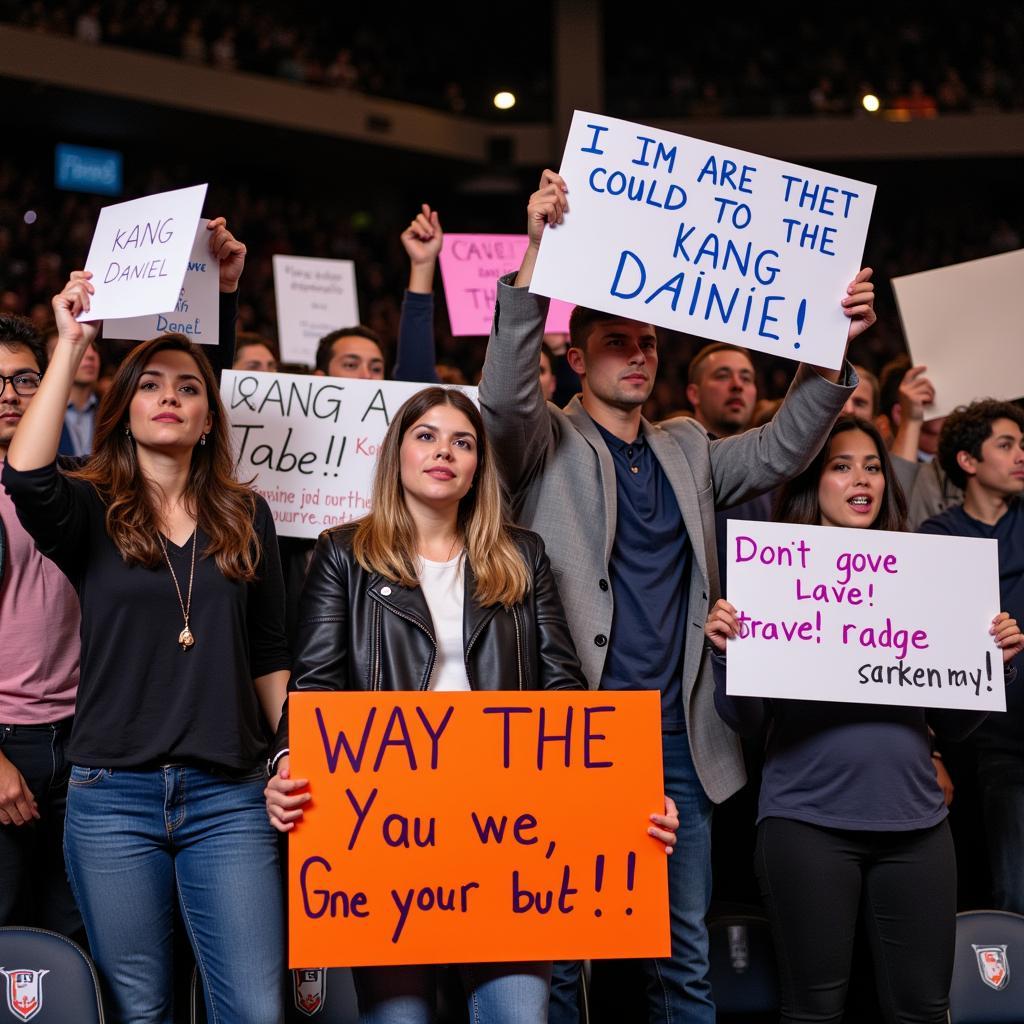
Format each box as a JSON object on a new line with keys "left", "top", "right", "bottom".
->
{"left": 0, "top": 926, "right": 104, "bottom": 1023}
{"left": 706, "top": 910, "right": 780, "bottom": 1015}
{"left": 949, "top": 909, "right": 1024, "bottom": 1023}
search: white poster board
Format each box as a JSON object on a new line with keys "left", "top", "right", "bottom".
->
{"left": 531, "top": 111, "right": 875, "bottom": 370}
{"left": 273, "top": 256, "right": 360, "bottom": 366}
{"left": 892, "top": 249, "right": 1024, "bottom": 421}
{"left": 725, "top": 520, "right": 1004, "bottom": 711}
{"left": 78, "top": 184, "right": 208, "bottom": 322}
{"left": 103, "top": 220, "right": 218, "bottom": 344}
{"left": 221, "top": 372, "right": 477, "bottom": 539}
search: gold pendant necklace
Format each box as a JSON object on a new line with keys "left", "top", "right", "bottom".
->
{"left": 158, "top": 527, "right": 197, "bottom": 651}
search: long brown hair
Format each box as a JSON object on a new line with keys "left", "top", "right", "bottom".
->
{"left": 70, "top": 334, "right": 260, "bottom": 580}
{"left": 352, "top": 387, "right": 530, "bottom": 607}
{"left": 774, "top": 415, "right": 907, "bottom": 531}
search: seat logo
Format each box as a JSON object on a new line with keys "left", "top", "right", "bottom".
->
{"left": 293, "top": 968, "right": 326, "bottom": 1017}
{"left": 973, "top": 944, "right": 1010, "bottom": 991}
{"left": 0, "top": 968, "right": 50, "bottom": 1022}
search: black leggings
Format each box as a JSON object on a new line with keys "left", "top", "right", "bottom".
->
{"left": 755, "top": 817, "right": 955, "bottom": 1024}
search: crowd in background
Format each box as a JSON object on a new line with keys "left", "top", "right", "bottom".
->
{"left": 3, "top": 2, "right": 1023, "bottom": 121}
{"left": 0, "top": 149, "right": 1022, "bottom": 423}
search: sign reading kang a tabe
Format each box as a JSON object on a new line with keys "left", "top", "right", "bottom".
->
{"left": 221, "top": 372, "right": 477, "bottom": 539}
{"left": 725, "top": 521, "right": 1004, "bottom": 711}
{"left": 531, "top": 112, "right": 875, "bottom": 370}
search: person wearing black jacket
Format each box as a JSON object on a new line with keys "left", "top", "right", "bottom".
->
{"left": 266, "top": 385, "right": 678, "bottom": 1024}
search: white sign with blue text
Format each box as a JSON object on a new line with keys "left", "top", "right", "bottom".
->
{"left": 103, "top": 220, "right": 218, "bottom": 344}
{"left": 77, "top": 184, "right": 208, "bottom": 322}
{"left": 531, "top": 112, "right": 875, "bottom": 370}
{"left": 725, "top": 521, "right": 1004, "bottom": 711}
{"left": 221, "top": 372, "right": 477, "bottom": 539}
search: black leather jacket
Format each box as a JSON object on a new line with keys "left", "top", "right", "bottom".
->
{"left": 273, "top": 524, "right": 585, "bottom": 758}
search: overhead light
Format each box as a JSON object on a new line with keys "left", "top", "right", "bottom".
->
{"left": 493, "top": 91, "right": 516, "bottom": 111}
{"left": 862, "top": 93, "right": 881, "bottom": 113}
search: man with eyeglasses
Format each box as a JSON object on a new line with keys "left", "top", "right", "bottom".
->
{"left": 0, "top": 314, "right": 83, "bottom": 942}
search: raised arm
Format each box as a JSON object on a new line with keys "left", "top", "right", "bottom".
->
{"left": 890, "top": 365, "right": 936, "bottom": 462}
{"left": 206, "top": 216, "right": 245, "bottom": 383}
{"left": 7, "top": 273, "right": 99, "bottom": 471}
{"left": 478, "top": 171, "right": 567, "bottom": 495}
{"left": 393, "top": 204, "right": 441, "bottom": 383}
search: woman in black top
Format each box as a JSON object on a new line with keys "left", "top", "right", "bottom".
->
{"left": 3, "top": 252, "right": 290, "bottom": 1024}
{"left": 706, "top": 416, "right": 1023, "bottom": 1024}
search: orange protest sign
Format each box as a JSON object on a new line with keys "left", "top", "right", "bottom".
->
{"left": 288, "top": 691, "right": 668, "bottom": 967}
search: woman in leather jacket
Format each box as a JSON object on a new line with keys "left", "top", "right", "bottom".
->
{"left": 266, "top": 385, "right": 680, "bottom": 1023}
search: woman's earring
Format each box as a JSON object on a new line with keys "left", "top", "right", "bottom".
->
{"left": 200, "top": 434, "right": 207, "bottom": 446}
{"left": 124, "top": 425, "right": 132, "bottom": 438}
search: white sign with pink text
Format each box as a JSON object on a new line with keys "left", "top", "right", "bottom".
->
{"left": 725, "top": 520, "right": 1004, "bottom": 711}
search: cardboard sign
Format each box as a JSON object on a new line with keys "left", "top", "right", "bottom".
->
{"left": 78, "top": 184, "right": 207, "bottom": 322}
{"left": 439, "top": 233, "right": 573, "bottom": 335}
{"left": 288, "top": 691, "right": 668, "bottom": 967}
{"left": 103, "top": 220, "right": 218, "bottom": 344}
{"left": 892, "top": 249, "right": 1024, "bottom": 421}
{"left": 725, "top": 521, "right": 1004, "bottom": 711}
{"left": 221, "top": 372, "right": 477, "bottom": 539}
{"left": 273, "top": 256, "right": 360, "bottom": 366}
{"left": 530, "top": 112, "right": 875, "bottom": 370}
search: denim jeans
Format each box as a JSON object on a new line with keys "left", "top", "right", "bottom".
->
{"left": 0, "top": 719, "right": 83, "bottom": 939}
{"left": 549, "top": 730, "right": 715, "bottom": 1023}
{"left": 64, "top": 764, "right": 285, "bottom": 1024}
{"left": 353, "top": 961, "right": 550, "bottom": 1024}
{"left": 977, "top": 750, "right": 1024, "bottom": 914}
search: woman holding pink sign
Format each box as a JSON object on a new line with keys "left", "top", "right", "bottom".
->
{"left": 706, "top": 414, "right": 1023, "bottom": 1024}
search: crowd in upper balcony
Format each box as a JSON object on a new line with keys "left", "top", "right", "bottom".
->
{"left": 3, "top": 1, "right": 1022, "bottom": 121}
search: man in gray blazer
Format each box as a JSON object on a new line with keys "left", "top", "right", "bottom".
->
{"left": 479, "top": 170, "right": 876, "bottom": 1024}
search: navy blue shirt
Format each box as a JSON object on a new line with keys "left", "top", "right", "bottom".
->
{"left": 711, "top": 652, "right": 987, "bottom": 830}
{"left": 920, "top": 500, "right": 1024, "bottom": 756}
{"left": 592, "top": 419, "right": 691, "bottom": 730}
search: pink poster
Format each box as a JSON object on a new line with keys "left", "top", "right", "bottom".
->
{"left": 439, "top": 234, "right": 573, "bottom": 336}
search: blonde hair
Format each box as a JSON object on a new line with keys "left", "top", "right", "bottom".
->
{"left": 352, "top": 387, "right": 530, "bottom": 608}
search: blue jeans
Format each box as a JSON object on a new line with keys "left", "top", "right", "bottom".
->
{"left": 549, "top": 730, "right": 714, "bottom": 1023}
{"left": 353, "top": 961, "right": 551, "bottom": 1023}
{"left": 977, "top": 750, "right": 1024, "bottom": 914}
{"left": 64, "top": 764, "right": 284, "bottom": 1024}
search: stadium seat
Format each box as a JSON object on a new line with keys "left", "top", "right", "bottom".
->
{"left": 706, "top": 910, "right": 780, "bottom": 1015}
{"left": 0, "top": 926, "right": 104, "bottom": 1023}
{"left": 949, "top": 909, "right": 1024, "bottom": 1023}
{"left": 191, "top": 966, "right": 359, "bottom": 1023}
